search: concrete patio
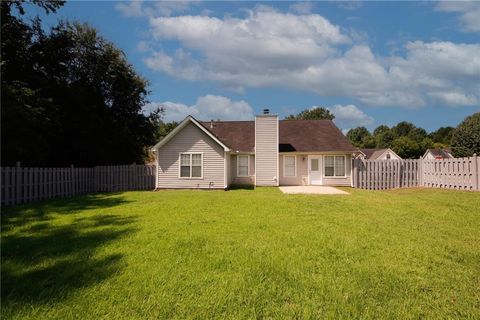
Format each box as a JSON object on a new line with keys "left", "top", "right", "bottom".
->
{"left": 279, "top": 186, "right": 350, "bottom": 195}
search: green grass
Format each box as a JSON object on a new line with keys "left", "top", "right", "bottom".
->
{"left": 2, "top": 187, "right": 480, "bottom": 319}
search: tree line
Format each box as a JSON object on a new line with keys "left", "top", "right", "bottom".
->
{"left": 286, "top": 108, "right": 480, "bottom": 159}
{"left": 2, "top": 0, "right": 163, "bottom": 167}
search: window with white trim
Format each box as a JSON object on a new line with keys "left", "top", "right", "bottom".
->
{"left": 237, "top": 155, "right": 249, "bottom": 177}
{"left": 180, "top": 153, "right": 202, "bottom": 178}
{"left": 284, "top": 155, "right": 296, "bottom": 177}
{"left": 324, "top": 155, "right": 346, "bottom": 177}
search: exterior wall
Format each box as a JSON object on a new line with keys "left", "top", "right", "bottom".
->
{"left": 157, "top": 122, "right": 225, "bottom": 189}
{"left": 423, "top": 151, "right": 436, "bottom": 160}
{"left": 279, "top": 155, "right": 308, "bottom": 186}
{"left": 255, "top": 115, "right": 279, "bottom": 186}
{"left": 376, "top": 150, "right": 402, "bottom": 160}
{"left": 279, "top": 153, "right": 352, "bottom": 186}
{"left": 230, "top": 154, "right": 255, "bottom": 185}
{"left": 225, "top": 153, "right": 232, "bottom": 186}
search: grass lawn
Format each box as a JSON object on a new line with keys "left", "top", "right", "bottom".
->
{"left": 2, "top": 187, "right": 480, "bottom": 319}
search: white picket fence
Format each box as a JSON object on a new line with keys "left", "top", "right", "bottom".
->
{"left": 353, "top": 156, "right": 480, "bottom": 191}
{"left": 353, "top": 159, "right": 419, "bottom": 190}
{"left": 1, "top": 164, "right": 156, "bottom": 206}
{"left": 421, "top": 157, "right": 479, "bottom": 190}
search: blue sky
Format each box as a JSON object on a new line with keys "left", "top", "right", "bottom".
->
{"left": 26, "top": 1, "right": 479, "bottom": 132}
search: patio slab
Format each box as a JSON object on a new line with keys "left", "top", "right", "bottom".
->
{"left": 279, "top": 186, "right": 349, "bottom": 195}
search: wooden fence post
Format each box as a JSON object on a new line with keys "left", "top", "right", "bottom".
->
{"left": 15, "top": 162, "right": 22, "bottom": 204}
{"left": 418, "top": 157, "right": 423, "bottom": 187}
{"left": 352, "top": 159, "right": 357, "bottom": 188}
{"left": 473, "top": 154, "right": 478, "bottom": 191}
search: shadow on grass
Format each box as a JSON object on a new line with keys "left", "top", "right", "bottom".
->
{"left": 1, "top": 194, "right": 136, "bottom": 306}
{"left": 1, "top": 193, "right": 132, "bottom": 231}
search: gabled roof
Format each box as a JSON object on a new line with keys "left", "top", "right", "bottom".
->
{"left": 203, "top": 119, "right": 356, "bottom": 153}
{"left": 200, "top": 121, "right": 255, "bottom": 152}
{"left": 152, "top": 116, "right": 230, "bottom": 151}
{"left": 423, "top": 148, "right": 453, "bottom": 159}
{"left": 360, "top": 148, "right": 400, "bottom": 160}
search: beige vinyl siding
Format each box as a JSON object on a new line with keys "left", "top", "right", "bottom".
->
{"left": 225, "top": 153, "right": 232, "bottom": 187}
{"left": 255, "top": 115, "right": 278, "bottom": 186}
{"left": 278, "top": 153, "right": 352, "bottom": 186}
{"left": 322, "top": 154, "right": 352, "bottom": 186}
{"left": 376, "top": 150, "right": 402, "bottom": 160}
{"left": 279, "top": 155, "right": 308, "bottom": 186}
{"left": 157, "top": 122, "right": 225, "bottom": 189}
{"left": 230, "top": 155, "right": 255, "bottom": 185}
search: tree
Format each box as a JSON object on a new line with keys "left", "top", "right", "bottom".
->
{"left": 285, "top": 107, "right": 334, "bottom": 120}
{"left": 346, "top": 127, "right": 371, "bottom": 148}
{"left": 156, "top": 121, "right": 179, "bottom": 140}
{"left": 429, "top": 126, "right": 454, "bottom": 145}
{"left": 1, "top": 6, "right": 161, "bottom": 166}
{"left": 391, "top": 136, "right": 422, "bottom": 159}
{"left": 372, "top": 125, "right": 394, "bottom": 148}
{"left": 392, "top": 121, "right": 415, "bottom": 138}
{"left": 1, "top": 0, "right": 65, "bottom": 165}
{"left": 373, "top": 125, "right": 390, "bottom": 136}
{"left": 408, "top": 127, "right": 428, "bottom": 143}
{"left": 450, "top": 112, "right": 480, "bottom": 157}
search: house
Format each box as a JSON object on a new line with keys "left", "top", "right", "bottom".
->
{"left": 152, "top": 111, "right": 357, "bottom": 189}
{"left": 356, "top": 148, "right": 402, "bottom": 160}
{"left": 423, "top": 148, "right": 453, "bottom": 160}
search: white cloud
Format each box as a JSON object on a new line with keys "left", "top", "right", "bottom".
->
{"left": 328, "top": 104, "right": 374, "bottom": 129}
{"left": 141, "top": 7, "right": 479, "bottom": 108}
{"left": 115, "top": 0, "right": 197, "bottom": 18}
{"left": 115, "top": 1, "right": 144, "bottom": 17}
{"left": 144, "top": 95, "right": 255, "bottom": 122}
{"left": 436, "top": 1, "right": 480, "bottom": 32}
{"left": 289, "top": 2, "right": 314, "bottom": 14}
{"left": 428, "top": 91, "right": 478, "bottom": 107}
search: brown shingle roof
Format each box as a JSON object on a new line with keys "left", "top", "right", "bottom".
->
{"left": 360, "top": 148, "right": 389, "bottom": 160}
{"left": 201, "top": 119, "right": 356, "bottom": 153}
{"left": 200, "top": 121, "right": 255, "bottom": 152}
{"left": 427, "top": 149, "right": 453, "bottom": 158}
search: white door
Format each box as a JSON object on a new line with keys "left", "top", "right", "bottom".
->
{"left": 308, "top": 156, "right": 322, "bottom": 185}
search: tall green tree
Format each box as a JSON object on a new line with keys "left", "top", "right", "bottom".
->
{"left": 346, "top": 127, "right": 371, "bottom": 148}
{"left": 2, "top": 2, "right": 161, "bottom": 166}
{"left": 285, "top": 107, "right": 334, "bottom": 120}
{"left": 372, "top": 125, "right": 394, "bottom": 148}
{"left": 392, "top": 121, "right": 416, "bottom": 138}
{"left": 429, "top": 126, "right": 454, "bottom": 146}
{"left": 450, "top": 112, "right": 480, "bottom": 157}
{"left": 391, "top": 137, "right": 422, "bottom": 159}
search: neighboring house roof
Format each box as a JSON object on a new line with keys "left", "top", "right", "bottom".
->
{"left": 203, "top": 119, "right": 356, "bottom": 153}
{"left": 360, "top": 148, "right": 400, "bottom": 160}
{"left": 423, "top": 148, "right": 453, "bottom": 159}
{"left": 152, "top": 116, "right": 230, "bottom": 151}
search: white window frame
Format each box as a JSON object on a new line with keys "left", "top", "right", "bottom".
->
{"left": 323, "top": 155, "right": 346, "bottom": 178}
{"left": 237, "top": 155, "right": 250, "bottom": 177}
{"left": 283, "top": 155, "right": 296, "bottom": 177}
{"left": 178, "top": 152, "right": 203, "bottom": 179}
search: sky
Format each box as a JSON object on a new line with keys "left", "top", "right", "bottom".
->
{"left": 25, "top": 1, "right": 480, "bottom": 133}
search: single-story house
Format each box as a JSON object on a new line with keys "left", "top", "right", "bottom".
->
{"left": 152, "top": 111, "right": 357, "bottom": 189}
{"left": 356, "top": 148, "right": 402, "bottom": 160}
{"left": 423, "top": 148, "right": 453, "bottom": 160}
